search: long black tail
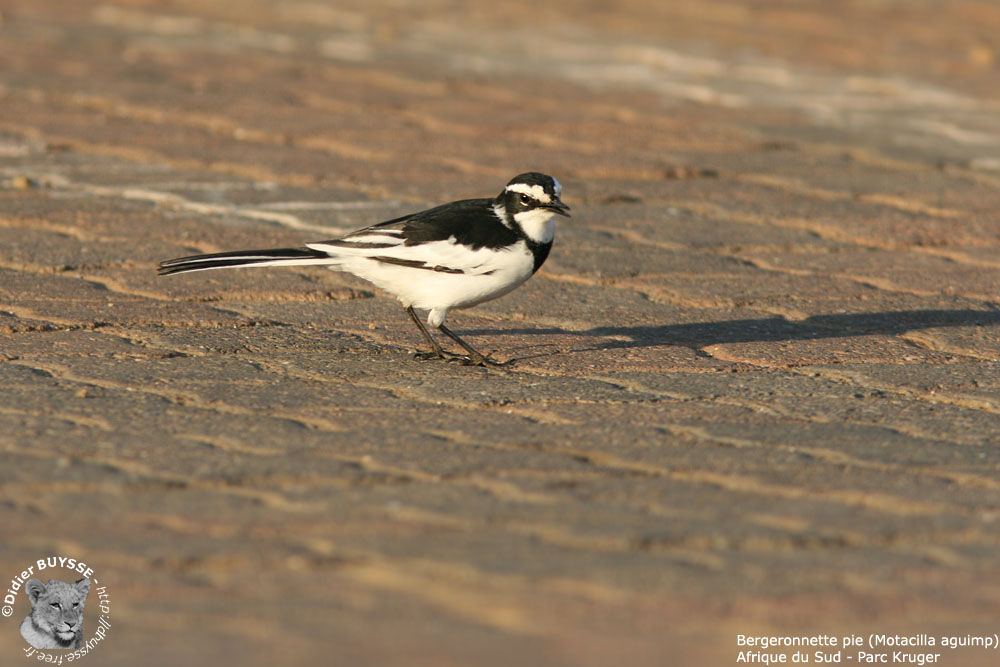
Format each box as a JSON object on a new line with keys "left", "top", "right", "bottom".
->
{"left": 157, "top": 247, "right": 334, "bottom": 276}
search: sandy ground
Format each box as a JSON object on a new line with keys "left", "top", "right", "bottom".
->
{"left": 1, "top": 1, "right": 999, "bottom": 665}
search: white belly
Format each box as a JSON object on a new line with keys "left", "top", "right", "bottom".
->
{"left": 332, "top": 240, "right": 537, "bottom": 325}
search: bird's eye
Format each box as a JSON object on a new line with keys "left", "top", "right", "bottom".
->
{"left": 518, "top": 194, "right": 531, "bottom": 205}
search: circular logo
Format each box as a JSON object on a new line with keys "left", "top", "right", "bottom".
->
{"left": 3, "top": 556, "right": 111, "bottom": 662}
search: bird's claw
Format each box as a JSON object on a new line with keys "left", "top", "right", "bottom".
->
{"left": 413, "top": 350, "right": 501, "bottom": 367}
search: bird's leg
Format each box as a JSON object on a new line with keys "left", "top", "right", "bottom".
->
{"left": 406, "top": 307, "right": 497, "bottom": 366}
{"left": 437, "top": 323, "right": 497, "bottom": 367}
{"left": 406, "top": 306, "right": 449, "bottom": 360}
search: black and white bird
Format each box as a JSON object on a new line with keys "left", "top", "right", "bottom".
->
{"left": 158, "top": 172, "right": 570, "bottom": 366}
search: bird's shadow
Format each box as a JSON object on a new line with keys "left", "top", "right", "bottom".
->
{"left": 462, "top": 308, "right": 1000, "bottom": 355}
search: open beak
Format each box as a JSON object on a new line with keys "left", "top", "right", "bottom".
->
{"left": 545, "top": 198, "right": 571, "bottom": 217}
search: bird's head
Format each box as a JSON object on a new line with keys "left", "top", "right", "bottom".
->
{"left": 494, "top": 172, "right": 570, "bottom": 244}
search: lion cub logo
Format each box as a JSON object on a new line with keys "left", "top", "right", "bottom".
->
{"left": 19, "top": 578, "right": 90, "bottom": 649}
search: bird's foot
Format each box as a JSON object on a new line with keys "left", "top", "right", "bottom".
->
{"left": 413, "top": 350, "right": 502, "bottom": 367}
{"left": 451, "top": 353, "right": 509, "bottom": 368}
{"left": 413, "top": 350, "right": 448, "bottom": 362}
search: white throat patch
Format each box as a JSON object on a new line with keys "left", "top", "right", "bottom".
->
{"left": 513, "top": 208, "right": 557, "bottom": 244}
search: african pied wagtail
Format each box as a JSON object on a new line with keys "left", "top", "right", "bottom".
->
{"left": 158, "top": 172, "right": 570, "bottom": 366}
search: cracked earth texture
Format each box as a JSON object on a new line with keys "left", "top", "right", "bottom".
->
{"left": 0, "top": 1, "right": 999, "bottom": 665}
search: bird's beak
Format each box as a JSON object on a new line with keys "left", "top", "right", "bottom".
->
{"left": 545, "top": 198, "right": 571, "bottom": 217}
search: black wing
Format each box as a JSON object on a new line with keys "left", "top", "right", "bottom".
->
{"left": 328, "top": 198, "right": 521, "bottom": 251}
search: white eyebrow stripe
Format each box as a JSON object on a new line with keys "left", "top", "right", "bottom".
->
{"left": 505, "top": 183, "right": 551, "bottom": 203}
